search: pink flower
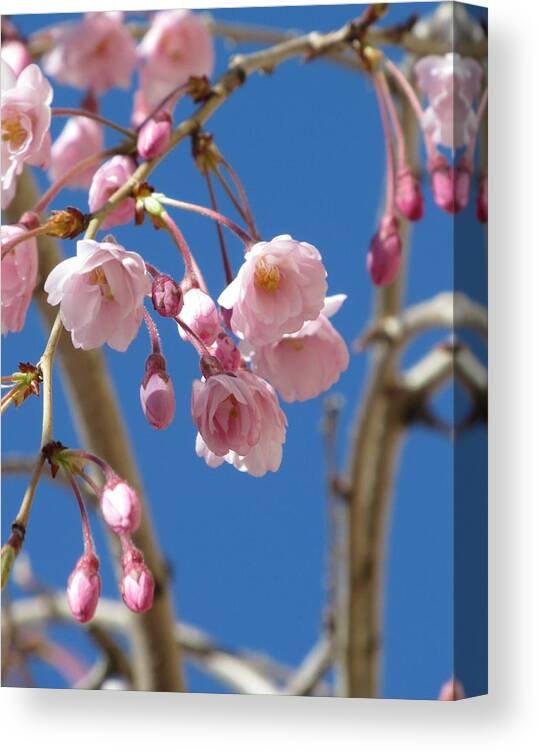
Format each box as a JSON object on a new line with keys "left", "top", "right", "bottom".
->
{"left": 120, "top": 547, "right": 154, "bottom": 613}
{"left": 439, "top": 677, "right": 465, "bottom": 701}
{"left": 1, "top": 224, "right": 38, "bottom": 334}
{"left": 137, "top": 112, "right": 172, "bottom": 160}
{"left": 43, "top": 12, "right": 136, "bottom": 95}
{"left": 178, "top": 288, "right": 220, "bottom": 347}
{"left": 49, "top": 116, "right": 104, "bottom": 189}
{"left": 192, "top": 371, "right": 262, "bottom": 457}
{"left": 245, "top": 295, "right": 349, "bottom": 402}
{"left": 1, "top": 40, "right": 32, "bottom": 78}
{"left": 140, "top": 353, "right": 176, "bottom": 430}
{"left": 151, "top": 274, "right": 183, "bottom": 318}
{"left": 396, "top": 168, "right": 424, "bottom": 221}
{"left": 88, "top": 155, "right": 136, "bottom": 229}
{"left": 100, "top": 478, "right": 141, "bottom": 535}
{"left": 1, "top": 61, "right": 53, "bottom": 208}
{"left": 367, "top": 215, "right": 402, "bottom": 287}
{"left": 66, "top": 553, "right": 101, "bottom": 623}
{"left": 138, "top": 10, "right": 214, "bottom": 108}
{"left": 211, "top": 332, "right": 242, "bottom": 372}
{"left": 44, "top": 236, "right": 151, "bottom": 351}
{"left": 415, "top": 53, "right": 483, "bottom": 150}
{"left": 218, "top": 235, "right": 328, "bottom": 347}
{"left": 429, "top": 155, "right": 470, "bottom": 214}
{"left": 195, "top": 371, "right": 287, "bottom": 477}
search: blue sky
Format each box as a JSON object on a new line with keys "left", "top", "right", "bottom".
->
{"left": 2, "top": 3, "right": 487, "bottom": 698}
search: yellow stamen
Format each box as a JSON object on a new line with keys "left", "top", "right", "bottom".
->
{"left": 2, "top": 115, "right": 28, "bottom": 150}
{"left": 283, "top": 338, "right": 304, "bottom": 352}
{"left": 88, "top": 266, "right": 114, "bottom": 300}
{"left": 254, "top": 257, "right": 281, "bottom": 293}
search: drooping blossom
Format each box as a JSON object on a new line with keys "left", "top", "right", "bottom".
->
{"left": 245, "top": 295, "right": 349, "bottom": 402}
{"left": 43, "top": 12, "right": 136, "bottom": 95}
{"left": 120, "top": 546, "right": 154, "bottom": 613}
{"left": 44, "top": 236, "right": 151, "bottom": 351}
{"left": 138, "top": 10, "right": 214, "bottom": 108}
{"left": 195, "top": 371, "right": 287, "bottom": 477}
{"left": 395, "top": 168, "right": 424, "bottom": 221}
{"left": 140, "top": 353, "right": 176, "bottom": 430}
{"left": 49, "top": 116, "right": 104, "bottom": 189}
{"left": 0, "top": 40, "right": 32, "bottom": 77}
{"left": 137, "top": 112, "right": 172, "bottom": 160}
{"left": 211, "top": 331, "right": 242, "bottom": 372}
{"left": 178, "top": 287, "right": 220, "bottom": 347}
{"left": 66, "top": 553, "right": 101, "bottom": 623}
{"left": 415, "top": 53, "right": 483, "bottom": 150}
{"left": 1, "top": 60, "right": 53, "bottom": 208}
{"left": 1, "top": 224, "right": 38, "bottom": 334}
{"left": 88, "top": 155, "right": 136, "bottom": 229}
{"left": 438, "top": 677, "right": 465, "bottom": 701}
{"left": 218, "top": 234, "right": 328, "bottom": 347}
{"left": 367, "top": 215, "right": 402, "bottom": 287}
{"left": 191, "top": 371, "right": 262, "bottom": 458}
{"left": 100, "top": 478, "right": 141, "bottom": 535}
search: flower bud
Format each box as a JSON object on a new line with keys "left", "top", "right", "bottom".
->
{"left": 367, "top": 214, "right": 402, "bottom": 287}
{"left": 46, "top": 207, "right": 88, "bottom": 239}
{"left": 120, "top": 547, "right": 154, "bottom": 613}
{"left": 151, "top": 274, "right": 183, "bottom": 318}
{"left": 439, "top": 677, "right": 465, "bottom": 701}
{"left": 396, "top": 167, "right": 424, "bottom": 221}
{"left": 137, "top": 113, "right": 172, "bottom": 160}
{"left": 476, "top": 175, "right": 488, "bottom": 224}
{"left": 101, "top": 478, "right": 141, "bottom": 535}
{"left": 429, "top": 155, "right": 470, "bottom": 215}
{"left": 212, "top": 332, "right": 242, "bottom": 372}
{"left": 178, "top": 288, "right": 220, "bottom": 347}
{"left": 140, "top": 360, "right": 176, "bottom": 430}
{"left": 66, "top": 553, "right": 101, "bottom": 623}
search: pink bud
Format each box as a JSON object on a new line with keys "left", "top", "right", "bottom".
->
{"left": 1, "top": 40, "right": 32, "bottom": 77}
{"left": 476, "top": 175, "right": 488, "bottom": 223}
{"left": 178, "top": 288, "right": 220, "bottom": 347}
{"left": 101, "top": 478, "right": 141, "bottom": 535}
{"left": 137, "top": 113, "right": 172, "bottom": 160}
{"left": 140, "top": 369, "right": 176, "bottom": 430}
{"left": 439, "top": 677, "right": 465, "bottom": 701}
{"left": 66, "top": 553, "right": 101, "bottom": 623}
{"left": 396, "top": 167, "right": 424, "bottom": 221}
{"left": 429, "top": 155, "right": 470, "bottom": 215}
{"left": 151, "top": 274, "right": 183, "bottom": 318}
{"left": 212, "top": 332, "right": 242, "bottom": 372}
{"left": 367, "top": 214, "right": 402, "bottom": 287}
{"left": 120, "top": 547, "right": 155, "bottom": 613}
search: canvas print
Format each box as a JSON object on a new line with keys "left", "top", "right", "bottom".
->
{"left": 1, "top": 3, "right": 488, "bottom": 699}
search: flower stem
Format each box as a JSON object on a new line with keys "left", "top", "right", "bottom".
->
{"left": 33, "top": 147, "right": 123, "bottom": 215}
{"left": 218, "top": 157, "right": 260, "bottom": 240}
{"left": 143, "top": 308, "right": 161, "bottom": 355}
{"left": 136, "top": 82, "right": 189, "bottom": 132}
{"left": 205, "top": 172, "right": 234, "bottom": 285}
{"left": 159, "top": 196, "right": 253, "bottom": 245}
{"left": 1, "top": 225, "right": 50, "bottom": 260}
{"left": 373, "top": 74, "right": 396, "bottom": 214}
{"left": 176, "top": 317, "right": 215, "bottom": 362}
{"left": 52, "top": 108, "right": 135, "bottom": 139}
{"left": 159, "top": 209, "right": 207, "bottom": 292}
{"left": 68, "top": 474, "right": 95, "bottom": 555}
{"left": 377, "top": 71, "right": 407, "bottom": 170}
{"left": 1, "top": 386, "right": 19, "bottom": 414}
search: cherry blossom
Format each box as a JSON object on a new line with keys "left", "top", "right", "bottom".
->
{"left": 49, "top": 116, "right": 104, "bottom": 189}
{"left": 218, "top": 234, "right": 328, "bottom": 346}
{"left": 1, "top": 60, "right": 53, "bottom": 208}
{"left": 1, "top": 224, "right": 38, "bottom": 334}
{"left": 44, "top": 236, "right": 151, "bottom": 351}
{"left": 88, "top": 155, "right": 136, "bottom": 229}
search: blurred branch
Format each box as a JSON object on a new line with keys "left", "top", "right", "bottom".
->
{"left": 8, "top": 171, "right": 184, "bottom": 693}
{"left": 282, "top": 638, "right": 332, "bottom": 696}
{"left": 355, "top": 292, "right": 488, "bottom": 351}
{"left": 4, "top": 594, "right": 279, "bottom": 695}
